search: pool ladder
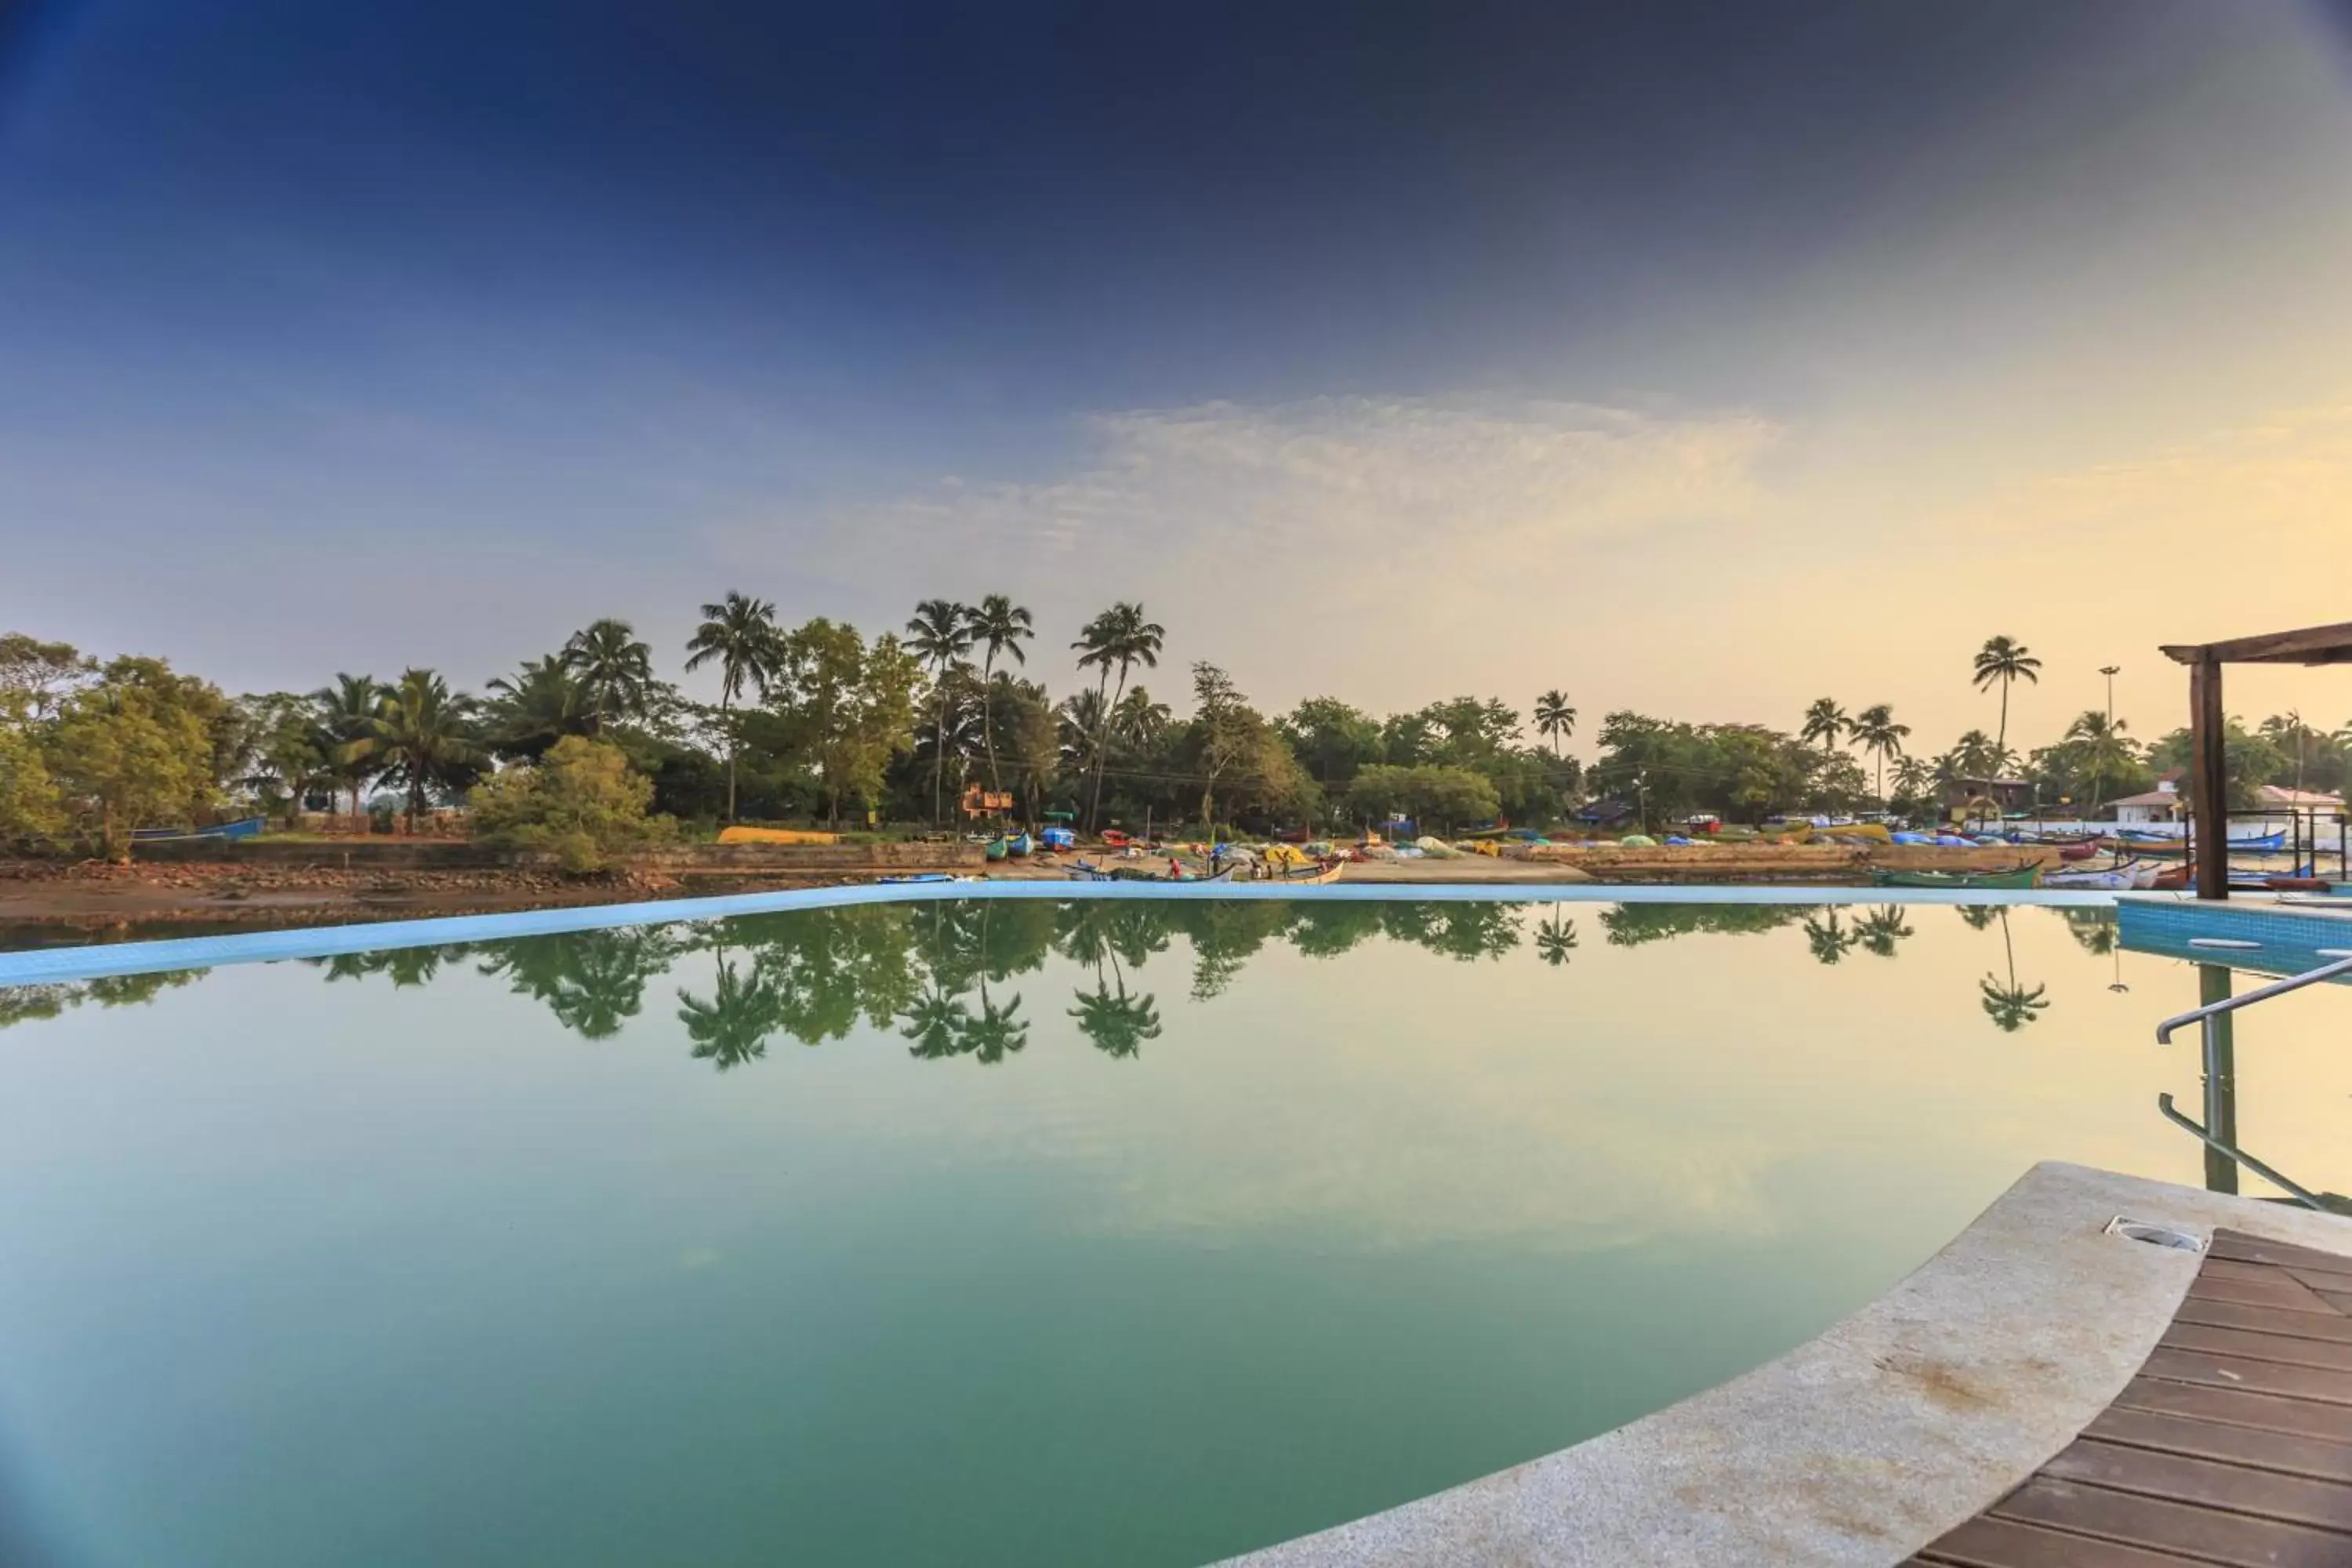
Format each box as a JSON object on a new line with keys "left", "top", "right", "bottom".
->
{"left": 2154, "top": 954, "right": 2352, "bottom": 1214}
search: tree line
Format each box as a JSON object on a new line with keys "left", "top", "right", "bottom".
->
{"left": 2, "top": 619, "right": 2345, "bottom": 858}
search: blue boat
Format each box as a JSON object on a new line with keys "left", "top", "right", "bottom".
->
{"left": 132, "top": 815, "right": 266, "bottom": 843}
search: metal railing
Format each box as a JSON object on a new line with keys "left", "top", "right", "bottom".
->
{"left": 2156, "top": 953, "right": 2352, "bottom": 1214}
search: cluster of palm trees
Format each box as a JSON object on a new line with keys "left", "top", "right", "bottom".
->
{"left": 301, "top": 617, "right": 663, "bottom": 828}
{"left": 901, "top": 594, "right": 1043, "bottom": 823}
{"left": 1795, "top": 635, "right": 2049, "bottom": 811}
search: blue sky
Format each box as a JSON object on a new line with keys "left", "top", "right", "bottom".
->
{"left": 5, "top": 1, "right": 2352, "bottom": 747}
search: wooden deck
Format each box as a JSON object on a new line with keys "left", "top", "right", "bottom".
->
{"left": 1904, "top": 1227, "right": 2352, "bottom": 1567}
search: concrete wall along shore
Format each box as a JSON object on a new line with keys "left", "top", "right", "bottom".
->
{"left": 1509, "top": 842, "right": 2065, "bottom": 877}
{"left": 128, "top": 838, "right": 986, "bottom": 874}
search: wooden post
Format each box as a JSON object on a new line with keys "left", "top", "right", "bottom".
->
{"left": 2190, "top": 655, "right": 2229, "bottom": 901}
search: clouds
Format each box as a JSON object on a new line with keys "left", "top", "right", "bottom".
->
{"left": 820, "top": 394, "right": 1782, "bottom": 572}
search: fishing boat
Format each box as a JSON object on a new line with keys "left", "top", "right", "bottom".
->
{"left": 1270, "top": 858, "right": 1345, "bottom": 885}
{"left": 2042, "top": 859, "right": 2161, "bottom": 891}
{"left": 1871, "top": 863, "right": 2042, "bottom": 890}
{"left": 1003, "top": 832, "right": 1034, "bottom": 857}
{"left": 1065, "top": 859, "right": 1237, "bottom": 884}
{"left": 984, "top": 837, "right": 1010, "bottom": 862}
{"left": 2109, "top": 829, "right": 2288, "bottom": 855}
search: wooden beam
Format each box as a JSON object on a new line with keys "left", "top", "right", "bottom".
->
{"left": 2161, "top": 620, "right": 2352, "bottom": 666}
{"left": 2190, "top": 657, "right": 2229, "bottom": 901}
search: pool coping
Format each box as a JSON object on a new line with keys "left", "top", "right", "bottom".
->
{"left": 0, "top": 880, "right": 2117, "bottom": 988}
{"left": 1212, "top": 1161, "right": 2352, "bottom": 1567}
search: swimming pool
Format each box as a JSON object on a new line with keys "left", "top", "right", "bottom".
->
{"left": 3, "top": 894, "right": 2348, "bottom": 1566}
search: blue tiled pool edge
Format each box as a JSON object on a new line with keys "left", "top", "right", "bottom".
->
{"left": 0, "top": 881, "right": 2119, "bottom": 989}
{"left": 2116, "top": 894, "right": 2352, "bottom": 979}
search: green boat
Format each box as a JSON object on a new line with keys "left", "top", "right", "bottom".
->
{"left": 1871, "top": 864, "right": 2042, "bottom": 890}
{"left": 984, "top": 837, "right": 1010, "bottom": 862}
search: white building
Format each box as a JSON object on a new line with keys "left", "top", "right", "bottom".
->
{"left": 2110, "top": 771, "right": 2183, "bottom": 825}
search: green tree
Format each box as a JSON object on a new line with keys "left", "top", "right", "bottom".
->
{"left": 238, "top": 691, "right": 331, "bottom": 825}
{"left": 347, "top": 667, "right": 485, "bottom": 830}
{"left": 967, "top": 594, "right": 1034, "bottom": 790}
{"left": 0, "top": 633, "right": 93, "bottom": 724}
{"left": 1533, "top": 690, "right": 1577, "bottom": 756}
{"left": 0, "top": 726, "right": 64, "bottom": 844}
{"left": 775, "top": 619, "right": 920, "bottom": 827}
{"left": 905, "top": 599, "right": 974, "bottom": 826}
{"left": 1189, "top": 662, "right": 1251, "bottom": 837}
{"left": 469, "top": 735, "right": 675, "bottom": 873}
{"left": 1279, "top": 697, "right": 1385, "bottom": 789}
{"left": 683, "top": 591, "right": 785, "bottom": 822}
{"left": 1343, "top": 764, "right": 1501, "bottom": 832}
{"left": 562, "top": 618, "right": 656, "bottom": 735}
{"left": 311, "top": 672, "right": 387, "bottom": 815}
{"left": 49, "top": 656, "right": 228, "bottom": 857}
{"left": 1971, "top": 635, "right": 2042, "bottom": 765}
{"left": 1073, "top": 601, "right": 1164, "bottom": 829}
{"left": 483, "top": 655, "right": 593, "bottom": 763}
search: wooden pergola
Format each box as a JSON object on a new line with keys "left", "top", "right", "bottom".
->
{"left": 2160, "top": 619, "right": 2352, "bottom": 899}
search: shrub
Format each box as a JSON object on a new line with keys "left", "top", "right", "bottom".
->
{"left": 470, "top": 736, "right": 675, "bottom": 873}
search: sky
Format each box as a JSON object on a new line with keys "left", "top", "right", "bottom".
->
{"left": 3, "top": 0, "right": 2351, "bottom": 757}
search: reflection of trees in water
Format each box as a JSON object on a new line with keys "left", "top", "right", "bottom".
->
{"left": 1535, "top": 912, "right": 1578, "bottom": 967}
{"left": 0, "top": 968, "right": 205, "bottom": 1031}
{"left": 477, "top": 926, "right": 687, "bottom": 1040}
{"left": 1599, "top": 904, "right": 1802, "bottom": 947}
{"left": 10, "top": 890, "right": 2095, "bottom": 1059}
{"left": 1977, "top": 908, "right": 2049, "bottom": 1033}
{"left": 2058, "top": 907, "right": 2118, "bottom": 955}
{"left": 1851, "top": 906, "right": 1914, "bottom": 959}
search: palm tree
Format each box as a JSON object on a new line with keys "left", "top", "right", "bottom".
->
{"left": 1073, "top": 601, "right": 1165, "bottom": 829}
{"left": 684, "top": 591, "right": 784, "bottom": 821}
{"left": 905, "top": 599, "right": 974, "bottom": 826}
{"left": 1801, "top": 698, "right": 1848, "bottom": 753}
{"left": 2064, "top": 709, "right": 2136, "bottom": 813}
{"left": 899, "top": 986, "right": 974, "bottom": 1060}
{"left": 1534, "top": 691, "right": 1577, "bottom": 757}
{"left": 967, "top": 595, "right": 1034, "bottom": 790}
{"left": 483, "top": 655, "right": 592, "bottom": 761}
{"left": 1971, "top": 635, "right": 2042, "bottom": 767}
{"left": 1848, "top": 703, "right": 1911, "bottom": 805}
{"left": 561, "top": 618, "right": 655, "bottom": 735}
{"left": 346, "top": 668, "right": 485, "bottom": 831}
{"left": 1891, "top": 755, "right": 1933, "bottom": 805}
{"left": 311, "top": 672, "right": 386, "bottom": 816}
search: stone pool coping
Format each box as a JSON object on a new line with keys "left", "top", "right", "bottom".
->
{"left": 0, "top": 880, "right": 2115, "bottom": 988}
{"left": 1214, "top": 1161, "right": 2352, "bottom": 1567}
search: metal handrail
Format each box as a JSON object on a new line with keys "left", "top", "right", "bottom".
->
{"left": 2156, "top": 1094, "right": 2335, "bottom": 1210}
{"left": 2154, "top": 954, "right": 2352, "bottom": 1044}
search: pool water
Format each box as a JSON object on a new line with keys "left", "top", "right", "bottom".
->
{"left": 3, "top": 897, "right": 2349, "bottom": 1567}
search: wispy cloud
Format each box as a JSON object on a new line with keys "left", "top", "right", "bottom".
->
{"left": 784, "top": 394, "right": 1782, "bottom": 578}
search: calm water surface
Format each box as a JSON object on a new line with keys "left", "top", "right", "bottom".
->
{"left": 2, "top": 898, "right": 2349, "bottom": 1567}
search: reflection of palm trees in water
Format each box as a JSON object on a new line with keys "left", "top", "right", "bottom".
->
{"left": 1065, "top": 920, "right": 1163, "bottom": 1058}
{"left": 1802, "top": 909, "right": 1853, "bottom": 964}
{"left": 1977, "top": 908, "right": 2049, "bottom": 1032}
{"left": 1851, "top": 906, "right": 1913, "bottom": 958}
{"left": 1535, "top": 911, "right": 1578, "bottom": 967}
{"left": 676, "top": 944, "right": 786, "bottom": 1070}
{"left": 1955, "top": 903, "right": 2002, "bottom": 932}
{"left": 477, "top": 927, "right": 679, "bottom": 1040}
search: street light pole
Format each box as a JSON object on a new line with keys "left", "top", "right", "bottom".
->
{"left": 2100, "top": 665, "right": 2119, "bottom": 729}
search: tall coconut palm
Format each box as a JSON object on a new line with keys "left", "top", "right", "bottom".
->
{"left": 1891, "top": 755, "right": 1933, "bottom": 804}
{"left": 483, "top": 655, "right": 592, "bottom": 761}
{"left": 683, "top": 591, "right": 783, "bottom": 821}
{"left": 906, "top": 599, "right": 973, "bottom": 825}
{"left": 311, "top": 672, "right": 387, "bottom": 815}
{"left": 1073, "top": 601, "right": 1164, "bottom": 829}
{"left": 1971, "top": 635, "right": 2042, "bottom": 766}
{"left": 346, "top": 668, "right": 485, "bottom": 831}
{"left": 1848, "top": 703, "right": 1910, "bottom": 805}
{"left": 561, "top": 619, "right": 655, "bottom": 735}
{"left": 967, "top": 594, "right": 1034, "bottom": 790}
{"left": 1800, "top": 698, "right": 1848, "bottom": 753}
{"left": 1533, "top": 690, "right": 1577, "bottom": 757}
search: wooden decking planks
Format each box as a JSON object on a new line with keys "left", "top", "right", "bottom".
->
{"left": 1911, "top": 1226, "right": 2352, "bottom": 1567}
